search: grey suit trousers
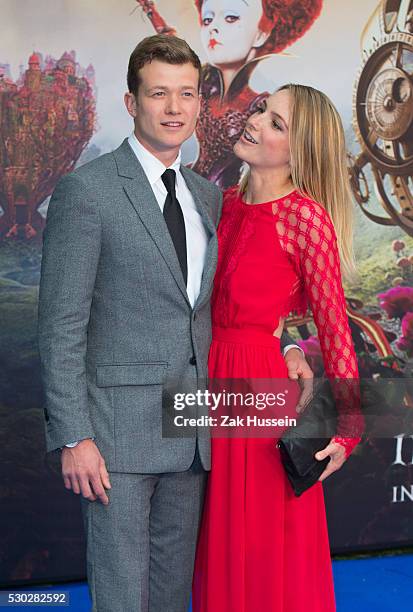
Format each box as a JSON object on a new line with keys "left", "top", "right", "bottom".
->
{"left": 80, "top": 445, "right": 207, "bottom": 612}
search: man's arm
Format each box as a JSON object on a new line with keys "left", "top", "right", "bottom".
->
{"left": 38, "top": 173, "right": 100, "bottom": 452}
{"left": 279, "top": 330, "right": 313, "bottom": 411}
{"left": 279, "top": 330, "right": 303, "bottom": 356}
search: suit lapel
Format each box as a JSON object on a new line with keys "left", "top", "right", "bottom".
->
{"left": 114, "top": 139, "right": 190, "bottom": 307}
{"left": 180, "top": 166, "right": 219, "bottom": 311}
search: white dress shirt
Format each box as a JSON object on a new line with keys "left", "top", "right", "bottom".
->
{"left": 128, "top": 132, "right": 209, "bottom": 309}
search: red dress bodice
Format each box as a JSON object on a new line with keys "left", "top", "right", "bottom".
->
{"left": 211, "top": 187, "right": 363, "bottom": 456}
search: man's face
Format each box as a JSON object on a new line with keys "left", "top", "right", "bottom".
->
{"left": 126, "top": 60, "right": 201, "bottom": 159}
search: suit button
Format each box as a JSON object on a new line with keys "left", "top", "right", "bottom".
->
{"left": 189, "top": 356, "right": 197, "bottom": 366}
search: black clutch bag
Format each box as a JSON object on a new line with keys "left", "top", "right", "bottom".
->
{"left": 277, "top": 377, "right": 337, "bottom": 497}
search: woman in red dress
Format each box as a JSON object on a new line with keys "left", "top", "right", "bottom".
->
{"left": 192, "top": 84, "right": 364, "bottom": 611}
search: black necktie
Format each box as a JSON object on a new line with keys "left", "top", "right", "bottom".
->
{"left": 161, "top": 169, "right": 187, "bottom": 286}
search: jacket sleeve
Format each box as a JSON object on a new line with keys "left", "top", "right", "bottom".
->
{"left": 38, "top": 173, "right": 101, "bottom": 452}
{"left": 279, "top": 330, "right": 302, "bottom": 354}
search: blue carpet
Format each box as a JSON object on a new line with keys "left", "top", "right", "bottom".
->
{"left": 333, "top": 554, "right": 413, "bottom": 612}
{"left": 2, "top": 554, "right": 412, "bottom": 611}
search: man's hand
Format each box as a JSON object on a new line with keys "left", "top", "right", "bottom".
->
{"left": 61, "top": 439, "right": 111, "bottom": 505}
{"left": 284, "top": 348, "right": 314, "bottom": 412}
{"left": 315, "top": 440, "right": 346, "bottom": 481}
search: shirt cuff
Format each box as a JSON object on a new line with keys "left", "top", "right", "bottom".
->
{"left": 282, "top": 343, "right": 305, "bottom": 358}
{"left": 63, "top": 437, "right": 95, "bottom": 449}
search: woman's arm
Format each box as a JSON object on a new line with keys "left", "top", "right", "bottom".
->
{"left": 296, "top": 199, "right": 364, "bottom": 458}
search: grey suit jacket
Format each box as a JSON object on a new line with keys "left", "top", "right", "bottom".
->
{"left": 38, "top": 138, "right": 295, "bottom": 473}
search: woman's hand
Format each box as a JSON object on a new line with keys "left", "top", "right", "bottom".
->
{"left": 315, "top": 439, "right": 347, "bottom": 482}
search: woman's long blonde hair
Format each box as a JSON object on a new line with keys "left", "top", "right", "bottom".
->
{"left": 239, "top": 83, "right": 357, "bottom": 283}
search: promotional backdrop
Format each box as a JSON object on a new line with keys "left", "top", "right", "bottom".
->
{"left": 1, "top": 0, "right": 413, "bottom": 584}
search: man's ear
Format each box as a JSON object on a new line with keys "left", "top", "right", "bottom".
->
{"left": 124, "top": 92, "right": 137, "bottom": 118}
{"left": 252, "top": 29, "right": 271, "bottom": 49}
{"left": 196, "top": 93, "right": 202, "bottom": 120}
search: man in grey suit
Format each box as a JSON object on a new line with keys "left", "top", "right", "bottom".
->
{"left": 38, "top": 35, "right": 311, "bottom": 612}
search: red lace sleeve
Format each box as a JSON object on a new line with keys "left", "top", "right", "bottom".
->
{"left": 276, "top": 194, "right": 363, "bottom": 457}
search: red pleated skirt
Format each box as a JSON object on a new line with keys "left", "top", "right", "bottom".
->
{"left": 192, "top": 328, "right": 336, "bottom": 612}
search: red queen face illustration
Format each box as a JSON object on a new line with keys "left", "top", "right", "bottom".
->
{"left": 195, "top": 0, "right": 323, "bottom": 67}
{"left": 199, "top": 0, "right": 269, "bottom": 66}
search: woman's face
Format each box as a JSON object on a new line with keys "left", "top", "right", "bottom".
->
{"left": 234, "top": 89, "right": 291, "bottom": 172}
{"left": 200, "top": 0, "right": 268, "bottom": 67}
